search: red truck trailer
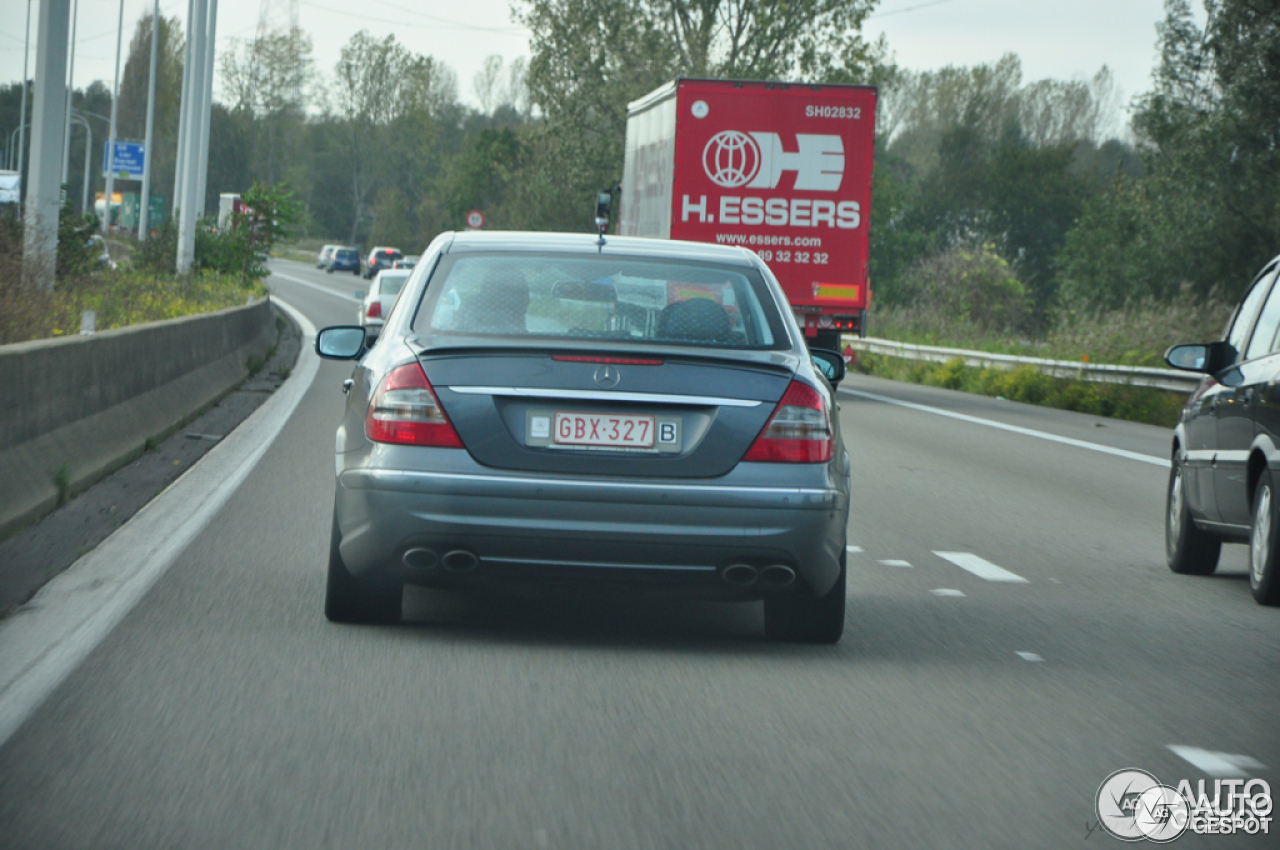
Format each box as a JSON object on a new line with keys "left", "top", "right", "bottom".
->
{"left": 618, "top": 78, "right": 877, "bottom": 351}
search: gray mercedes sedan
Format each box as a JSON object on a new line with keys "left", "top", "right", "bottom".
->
{"left": 314, "top": 231, "right": 851, "bottom": 642}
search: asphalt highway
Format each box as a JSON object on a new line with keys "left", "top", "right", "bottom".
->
{"left": 0, "top": 259, "right": 1275, "bottom": 848}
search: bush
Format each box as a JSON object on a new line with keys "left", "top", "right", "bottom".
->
{"left": 900, "top": 243, "right": 1030, "bottom": 334}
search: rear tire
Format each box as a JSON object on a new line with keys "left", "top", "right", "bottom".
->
{"left": 325, "top": 511, "right": 402, "bottom": 624}
{"left": 765, "top": 552, "right": 845, "bottom": 643}
{"left": 1166, "top": 455, "right": 1221, "bottom": 575}
{"left": 1250, "top": 471, "right": 1280, "bottom": 605}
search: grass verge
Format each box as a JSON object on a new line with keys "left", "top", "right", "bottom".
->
{"left": 853, "top": 352, "right": 1188, "bottom": 428}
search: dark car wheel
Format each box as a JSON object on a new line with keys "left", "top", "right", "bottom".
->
{"left": 1250, "top": 471, "right": 1280, "bottom": 605}
{"left": 325, "top": 511, "right": 402, "bottom": 624}
{"left": 764, "top": 552, "right": 846, "bottom": 643}
{"left": 326, "top": 267, "right": 333, "bottom": 274}
{"left": 1166, "top": 455, "right": 1221, "bottom": 575}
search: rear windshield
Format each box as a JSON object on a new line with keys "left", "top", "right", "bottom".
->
{"left": 413, "top": 252, "right": 784, "bottom": 348}
{"left": 336, "top": 249, "right": 355, "bottom": 259}
{"left": 378, "top": 273, "right": 409, "bottom": 296}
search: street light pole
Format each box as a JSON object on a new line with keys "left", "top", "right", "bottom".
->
{"left": 139, "top": 0, "right": 160, "bottom": 240}
{"left": 173, "top": 0, "right": 196, "bottom": 226}
{"left": 17, "top": 0, "right": 32, "bottom": 211}
{"left": 70, "top": 114, "right": 91, "bottom": 215}
{"left": 176, "top": 0, "right": 208, "bottom": 273}
{"left": 103, "top": 0, "right": 125, "bottom": 235}
{"left": 61, "top": 0, "right": 78, "bottom": 185}
{"left": 193, "top": 0, "right": 218, "bottom": 223}
{"left": 24, "top": 0, "right": 71, "bottom": 290}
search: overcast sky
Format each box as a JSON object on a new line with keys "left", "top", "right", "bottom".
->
{"left": 1, "top": 0, "right": 1196, "bottom": 123}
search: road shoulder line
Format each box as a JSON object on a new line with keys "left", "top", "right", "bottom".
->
{"left": 0, "top": 297, "right": 319, "bottom": 749}
{"left": 840, "top": 387, "right": 1171, "bottom": 468}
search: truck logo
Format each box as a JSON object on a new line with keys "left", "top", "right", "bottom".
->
{"left": 702, "top": 131, "right": 844, "bottom": 191}
{"left": 703, "top": 131, "right": 761, "bottom": 187}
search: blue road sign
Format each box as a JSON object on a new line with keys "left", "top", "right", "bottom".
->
{"left": 102, "top": 141, "right": 145, "bottom": 179}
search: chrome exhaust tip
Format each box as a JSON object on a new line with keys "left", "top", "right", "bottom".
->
{"left": 760, "top": 565, "right": 797, "bottom": 588}
{"left": 402, "top": 547, "right": 439, "bottom": 570}
{"left": 722, "top": 564, "right": 759, "bottom": 586}
{"left": 441, "top": 549, "right": 479, "bottom": 572}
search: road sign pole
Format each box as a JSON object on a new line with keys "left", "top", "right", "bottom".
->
{"left": 23, "top": 0, "right": 71, "bottom": 290}
{"left": 139, "top": 0, "right": 159, "bottom": 240}
{"left": 103, "top": 0, "right": 125, "bottom": 235}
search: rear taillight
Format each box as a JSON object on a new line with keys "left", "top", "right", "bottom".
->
{"left": 365, "top": 362, "right": 464, "bottom": 447}
{"left": 366, "top": 300, "right": 382, "bottom": 319}
{"left": 742, "top": 380, "right": 832, "bottom": 463}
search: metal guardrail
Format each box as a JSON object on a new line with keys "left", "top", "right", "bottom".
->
{"left": 842, "top": 336, "right": 1203, "bottom": 394}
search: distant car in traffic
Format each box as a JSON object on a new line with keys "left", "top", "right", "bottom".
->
{"left": 1165, "top": 253, "right": 1280, "bottom": 605}
{"left": 392, "top": 255, "right": 420, "bottom": 270}
{"left": 327, "top": 247, "right": 360, "bottom": 274}
{"left": 358, "top": 269, "right": 412, "bottom": 342}
{"left": 317, "top": 244, "right": 339, "bottom": 268}
{"left": 364, "top": 246, "right": 403, "bottom": 279}
{"left": 314, "top": 231, "right": 851, "bottom": 641}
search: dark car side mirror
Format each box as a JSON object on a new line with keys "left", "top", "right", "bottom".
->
{"left": 810, "top": 348, "right": 846, "bottom": 387}
{"left": 1164, "top": 341, "right": 1235, "bottom": 374}
{"left": 316, "top": 326, "right": 367, "bottom": 359}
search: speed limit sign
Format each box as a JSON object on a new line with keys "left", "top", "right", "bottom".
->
{"left": 465, "top": 210, "right": 485, "bottom": 229}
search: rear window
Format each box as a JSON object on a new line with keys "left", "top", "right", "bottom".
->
{"left": 413, "top": 252, "right": 785, "bottom": 348}
{"left": 379, "top": 273, "right": 409, "bottom": 296}
{"left": 336, "top": 249, "right": 355, "bottom": 259}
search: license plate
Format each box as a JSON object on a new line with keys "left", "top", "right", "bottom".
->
{"left": 553, "top": 412, "right": 655, "bottom": 448}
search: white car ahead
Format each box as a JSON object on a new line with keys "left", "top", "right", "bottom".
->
{"left": 358, "top": 269, "right": 412, "bottom": 341}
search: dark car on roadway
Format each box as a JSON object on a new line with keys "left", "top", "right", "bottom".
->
{"left": 364, "top": 246, "right": 404, "bottom": 279}
{"left": 327, "top": 247, "right": 361, "bottom": 274}
{"left": 1165, "top": 253, "right": 1280, "bottom": 605}
{"left": 315, "top": 231, "right": 852, "bottom": 641}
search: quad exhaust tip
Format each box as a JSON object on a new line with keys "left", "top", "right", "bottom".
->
{"left": 722, "top": 564, "right": 758, "bottom": 586}
{"left": 441, "top": 549, "right": 479, "bottom": 572}
{"left": 402, "top": 547, "right": 439, "bottom": 570}
{"left": 760, "top": 564, "right": 797, "bottom": 588}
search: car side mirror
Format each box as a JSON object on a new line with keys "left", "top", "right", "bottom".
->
{"left": 1164, "top": 341, "right": 1234, "bottom": 374}
{"left": 810, "top": 348, "right": 846, "bottom": 387}
{"left": 316, "top": 326, "right": 366, "bottom": 359}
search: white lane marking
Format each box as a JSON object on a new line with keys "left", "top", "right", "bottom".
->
{"left": 878, "top": 559, "right": 912, "bottom": 567}
{"left": 0, "top": 297, "right": 319, "bottom": 749}
{"left": 1015, "top": 651, "right": 1044, "bottom": 662}
{"left": 931, "top": 588, "right": 965, "bottom": 596}
{"left": 846, "top": 545, "right": 863, "bottom": 553}
{"left": 270, "top": 270, "right": 362, "bottom": 303}
{"left": 934, "top": 551, "right": 1029, "bottom": 583}
{"left": 840, "top": 388, "right": 1171, "bottom": 468}
{"left": 1168, "top": 745, "right": 1266, "bottom": 777}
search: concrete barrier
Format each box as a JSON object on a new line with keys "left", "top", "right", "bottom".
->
{"left": 0, "top": 299, "right": 277, "bottom": 539}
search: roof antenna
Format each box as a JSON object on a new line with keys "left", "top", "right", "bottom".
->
{"left": 594, "top": 186, "right": 617, "bottom": 252}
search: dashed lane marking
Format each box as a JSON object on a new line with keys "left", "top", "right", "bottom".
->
{"left": 1168, "top": 746, "right": 1266, "bottom": 777}
{"left": 931, "top": 589, "right": 965, "bottom": 597}
{"left": 878, "top": 559, "right": 912, "bottom": 568}
{"left": 934, "top": 551, "right": 1029, "bottom": 583}
{"left": 1015, "top": 651, "right": 1044, "bottom": 662}
{"left": 846, "top": 545, "right": 863, "bottom": 553}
